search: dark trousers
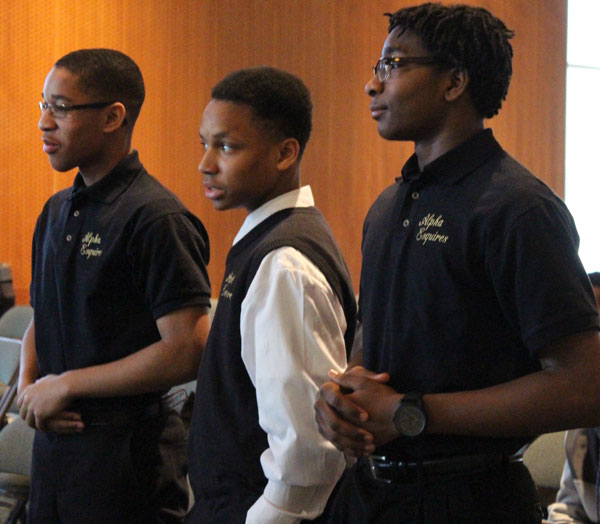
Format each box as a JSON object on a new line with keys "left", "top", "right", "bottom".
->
{"left": 324, "top": 459, "right": 543, "bottom": 524}
{"left": 27, "top": 411, "right": 188, "bottom": 524}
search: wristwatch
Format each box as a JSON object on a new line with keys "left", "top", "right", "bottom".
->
{"left": 393, "top": 392, "right": 427, "bottom": 438}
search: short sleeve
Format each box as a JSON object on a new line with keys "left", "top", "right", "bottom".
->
{"left": 129, "top": 212, "right": 211, "bottom": 319}
{"left": 487, "top": 201, "right": 599, "bottom": 355}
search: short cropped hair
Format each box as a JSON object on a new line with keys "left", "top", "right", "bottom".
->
{"left": 386, "top": 3, "right": 514, "bottom": 119}
{"left": 55, "top": 48, "right": 145, "bottom": 127}
{"left": 211, "top": 67, "right": 312, "bottom": 156}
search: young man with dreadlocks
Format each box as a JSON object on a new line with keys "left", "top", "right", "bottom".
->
{"left": 314, "top": 4, "right": 600, "bottom": 523}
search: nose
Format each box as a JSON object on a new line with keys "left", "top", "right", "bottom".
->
{"left": 38, "top": 106, "right": 57, "bottom": 131}
{"left": 365, "top": 75, "right": 383, "bottom": 97}
{"left": 198, "top": 147, "right": 217, "bottom": 175}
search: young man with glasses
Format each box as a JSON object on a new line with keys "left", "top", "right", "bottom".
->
{"left": 314, "top": 4, "right": 600, "bottom": 523}
{"left": 18, "top": 48, "right": 211, "bottom": 523}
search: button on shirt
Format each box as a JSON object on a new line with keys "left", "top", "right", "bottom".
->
{"left": 30, "top": 151, "right": 211, "bottom": 408}
{"left": 359, "top": 130, "right": 599, "bottom": 460}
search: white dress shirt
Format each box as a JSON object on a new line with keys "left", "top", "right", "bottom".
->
{"left": 236, "top": 186, "right": 348, "bottom": 524}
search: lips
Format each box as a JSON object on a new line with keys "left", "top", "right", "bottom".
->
{"left": 369, "top": 104, "right": 387, "bottom": 119}
{"left": 42, "top": 136, "right": 59, "bottom": 154}
{"left": 203, "top": 180, "right": 225, "bottom": 200}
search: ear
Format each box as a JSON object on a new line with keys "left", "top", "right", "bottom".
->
{"left": 275, "top": 138, "right": 300, "bottom": 171}
{"left": 102, "top": 102, "right": 127, "bottom": 133}
{"left": 445, "top": 67, "right": 470, "bottom": 103}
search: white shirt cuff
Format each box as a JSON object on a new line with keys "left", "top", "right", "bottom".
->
{"left": 245, "top": 494, "right": 302, "bottom": 524}
{"left": 245, "top": 480, "right": 337, "bottom": 524}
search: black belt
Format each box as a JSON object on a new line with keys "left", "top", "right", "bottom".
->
{"left": 363, "top": 453, "right": 523, "bottom": 484}
{"left": 80, "top": 389, "right": 187, "bottom": 427}
{"left": 82, "top": 402, "right": 161, "bottom": 427}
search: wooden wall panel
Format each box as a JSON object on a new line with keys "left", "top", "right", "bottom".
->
{"left": 0, "top": 0, "right": 566, "bottom": 304}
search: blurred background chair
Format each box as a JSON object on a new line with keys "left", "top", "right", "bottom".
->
{"left": 523, "top": 431, "right": 567, "bottom": 516}
{"left": 0, "top": 338, "right": 21, "bottom": 429}
{"left": 0, "top": 417, "right": 34, "bottom": 523}
{"left": 0, "top": 307, "right": 32, "bottom": 341}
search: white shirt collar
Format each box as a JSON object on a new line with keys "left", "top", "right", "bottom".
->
{"left": 233, "top": 185, "right": 314, "bottom": 245}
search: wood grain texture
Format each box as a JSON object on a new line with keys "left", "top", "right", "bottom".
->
{"left": 0, "top": 0, "right": 566, "bottom": 303}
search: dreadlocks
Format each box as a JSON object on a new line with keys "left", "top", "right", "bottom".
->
{"left": 386, "top": 3, "right": 514, "bottom": 118}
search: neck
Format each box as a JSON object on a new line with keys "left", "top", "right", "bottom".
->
{"left": 414, "top": 119, "right": 484, "bottom": 171}
{"left": 79, "top": 138, "right": 133, "bottom": 186}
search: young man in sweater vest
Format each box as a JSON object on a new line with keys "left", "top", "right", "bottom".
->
{"left": 186, "top": 67, "right": 357, "bottom": 524}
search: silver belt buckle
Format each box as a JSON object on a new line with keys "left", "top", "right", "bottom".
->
{"left": 368, "top": 455, "right": 394, "bottom": 484}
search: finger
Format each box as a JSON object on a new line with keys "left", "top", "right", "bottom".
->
{"left": 332, "top": 367, "right": 391, "bottom": 383}
{"left": 367, "top": 372, "right": 391, "bottom": 383}
{"left": 315, "top": 395, "right": 375, "bottom": 445}
{"left": 54, "top": 411, "right": 83, "bottom": 422}
{"left": 315, "top": 405, "right": 375, "bottom": 457}
{"left": 35, "top": 413, "right": 47, "bottom": 432}
{"left": 319, "top": 381, "right": 369, "bottom": 423}
{"left": 23, "top": 408, "right": 36, "bottom": 429}
{"left": 16, "top": 391, "right": 27, "bottom": 409}
{"left": 19, "top": 402, "right": 29, "bottom": 422}
{"left": 46, "top": 417, "right": 84, "bottom": 434}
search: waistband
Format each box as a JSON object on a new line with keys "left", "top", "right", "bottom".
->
{"left": 362, "top": 453, "right": 523, "bottom": 484}
{"left": 81, "top": 388, "right": 187, "bottom": 427}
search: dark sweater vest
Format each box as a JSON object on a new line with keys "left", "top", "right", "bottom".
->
{"left": 188, "top": 207, "right": 356, "bottom": 521}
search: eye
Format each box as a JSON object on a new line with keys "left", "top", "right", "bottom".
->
{"left": 200, "top": 141, "right": 208, "bottom": 151}
{"left": 220, "top": 144, "right": 234, "bottom": 153}
{"left": 388, "top": 57, "right": 403, "bottom": 69}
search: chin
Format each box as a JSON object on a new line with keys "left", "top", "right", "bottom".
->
{"left": 48, "top": 157, "right": 76, "bottom": 173}
{"left": 378, "top": 125, "right": 411, "bottom": 142}
{"left": 210, "top": 200, "right": 232, "bottom": 212}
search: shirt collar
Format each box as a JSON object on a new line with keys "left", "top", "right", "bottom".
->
{"left": 399, "top": 129, "right": 502, "bottom": 185}
{"left": 233, "top": 186, "right": 314, "bottom": 245}
{"left": 69, "top": 150, "right": 143, "bottom": 203}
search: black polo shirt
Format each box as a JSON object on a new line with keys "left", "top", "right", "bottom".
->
{"left": 31, "top": 151, "right": 211, "bottom": 408}
{"left": 359, "top": 129, "right": 599, "bottom": 459}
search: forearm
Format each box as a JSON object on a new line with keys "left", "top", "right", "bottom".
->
{"left": 322, "top": 331, "right": 600, "bottom": 454}
{"left": 426, "top": 333, "right": 600, "bottom": 438}
{"left": 244, "top": 250, "right": 348, "bottom": 522}
{"left": 18, "top": 318, "right": 38, "bottom": 394}
{"left": 63, "top": 340, "right": 194, "bottom": 399}
{"left": 62, "top": 306, "right": 209, "bottom": 400}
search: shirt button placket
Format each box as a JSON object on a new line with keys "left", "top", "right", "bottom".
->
{"left": 65, "top": 205, "right": 81, "bottom": 245}
{"left": 401, "top": 185, "right": 421, "bottom": 229}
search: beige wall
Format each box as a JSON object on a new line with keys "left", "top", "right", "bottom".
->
{"left": 0, "top": 0, "right": 567, "bottom": 303}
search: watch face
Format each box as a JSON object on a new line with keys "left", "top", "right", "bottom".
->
{"left": 395, "top": 405, "right": 426, "bottom": 437}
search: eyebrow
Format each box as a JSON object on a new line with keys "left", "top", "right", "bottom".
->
{"left": 382, "top": 46, "right": 406, "bottom": 56}
{"left": 199, "top": 130, "right": 229, "bottom": 140}
{"left": 41, "top": 93, "right": 73, "bottom": 103}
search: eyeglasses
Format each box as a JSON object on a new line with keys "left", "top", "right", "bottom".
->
{"left": 373, "top": 56, "right": 441, "bottom": 82}
{"left": 39, "top": 100, "right": 115, "bottom": 119}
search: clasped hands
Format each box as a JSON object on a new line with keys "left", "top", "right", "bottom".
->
{"left": 17, "top": 373, "right": 84, "bottom": 434}
{"left": 314, "top": 366, "right": 402, "bottom": 457}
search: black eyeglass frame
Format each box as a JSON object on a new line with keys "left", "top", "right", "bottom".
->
{"left": 372, "top": 56, "right": 442, "bottom": 82}
{"left": 39, "top": 100, "right": 116, "bottom": 118}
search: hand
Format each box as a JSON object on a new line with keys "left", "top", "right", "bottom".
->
{"left": 18, "top": 374, "right": 73, "bottom": 431}
{"left": 315, "top": 366, "right": 391, "bottom": 457}
{"left": 45, "top": 411, "right": 85, "bottom": 434}
{"left": 329, "top": 367, "right": 401, "bottom": 447}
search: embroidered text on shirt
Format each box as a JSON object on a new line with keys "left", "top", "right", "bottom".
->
{"left": 416, "top": 213, "right": 449, "bottom": 246}
{"left": 220, "top": 272, "right": 236, "bottom": 300}
{"left": 80, "top": 232, "right": 103, "bottom": 259}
